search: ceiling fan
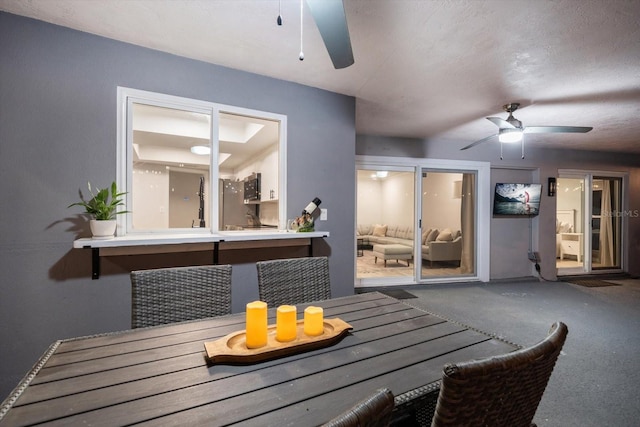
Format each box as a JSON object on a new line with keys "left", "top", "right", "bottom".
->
{"left": 306, "top": 0, "right": 354, "bottom": 69}
{"left": 460, "top": 103, "right": 593, "bottom": 159}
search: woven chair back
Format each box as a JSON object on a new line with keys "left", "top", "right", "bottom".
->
{"left": 430, "top": 321, "right": 568, "bottom": 427}
{"left": 256, "top": 256, "right": 331, "bottom": 306}
{"left": 131, "top": 265, "right": 232, "bottom": 328}
{"left": 322, "top": 388, "right": 395, "bottom": 427}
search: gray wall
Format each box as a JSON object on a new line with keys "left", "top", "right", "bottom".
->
{"left": 357, "top": 135, "right": 640, "bottom": 281}
{"left": 0, "top": 12, "right": 355, "bottom": 399}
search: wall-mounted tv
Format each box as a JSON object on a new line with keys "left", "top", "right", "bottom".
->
{"left": 493, "top": 183, "right": 542, "bottom": 216}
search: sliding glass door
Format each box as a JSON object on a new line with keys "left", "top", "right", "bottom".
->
{"left": 355, "top": 168, "right": 416, "bottom": 284}
{"left": 556, "top": 172, "right": 624, "bottom": 275}
{"left": 592, "top": 177, "right": 622, "bottom": 270}
{"left": 355, "top": 158, "right": 487, "bottom": 287}
{"left": 419, "top": 170, "right": 476, "bottom": 280}
{"left": 556, "top": 176, "right": 586, "bottom": 274}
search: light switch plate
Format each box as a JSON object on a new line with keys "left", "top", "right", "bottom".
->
{"left": 320, "top": 208, "right": 327, "bottom": 220}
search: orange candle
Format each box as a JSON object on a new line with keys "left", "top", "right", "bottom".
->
{"left": 304, "top": 306, "right": 324, "bottom": 336}
{"left": 245, "top": 301, "right": 268, "bottom": 349}
{"left": 276, "top": 305, "right": 297, "bottom": 342}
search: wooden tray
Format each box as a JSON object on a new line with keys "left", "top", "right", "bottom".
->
{"left": 204, "top": 318, "right": 353, "bottom": 364}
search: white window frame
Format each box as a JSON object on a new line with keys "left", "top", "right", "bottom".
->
{"left": 116, "top": 87, "right": 287, "bottom": 235}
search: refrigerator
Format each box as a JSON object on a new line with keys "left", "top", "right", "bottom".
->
{"left": 219, "top": 179, "right": 259, "bottom": 230}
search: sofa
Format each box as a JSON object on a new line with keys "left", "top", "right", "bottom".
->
{"left": 357, "top": 224, "right": 462, "bottom": 266}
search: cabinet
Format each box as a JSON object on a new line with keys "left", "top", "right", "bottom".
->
{"left": 560, "top": 233, "right": 583, "bottom": 262}
{"left": 260, "top": 149, "right": 279, "bottom": 202}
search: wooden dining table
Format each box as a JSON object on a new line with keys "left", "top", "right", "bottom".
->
{"left": 0, "top": 292, "right": 518, "bottom": 426}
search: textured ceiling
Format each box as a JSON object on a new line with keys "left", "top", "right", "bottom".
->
{"left": 2, "top": 0, "right": 640, "bottom": 154}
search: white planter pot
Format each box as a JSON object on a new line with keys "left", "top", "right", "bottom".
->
{"left": 90, "top": 219, "right": 117, "bottom": 239}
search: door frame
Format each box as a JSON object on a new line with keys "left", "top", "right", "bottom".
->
{"left": 557, "top": 169, "right": 628, "bottom": 275}
{"left": 355, "top": 155, "right": 491, "bottom": 287}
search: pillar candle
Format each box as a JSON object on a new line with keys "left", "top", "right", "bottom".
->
{"left": 245, "top": 301, "right": 268, "bottom": 349}
{"left": 304, "top": 306, "right": 324, "bottom": 336}
{"left": 276, "top": 305, "right": 297, "bottom": 342}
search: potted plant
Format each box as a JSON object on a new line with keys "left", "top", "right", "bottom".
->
{"left": 68, "top": 181, "right": 128, "bottom": 239}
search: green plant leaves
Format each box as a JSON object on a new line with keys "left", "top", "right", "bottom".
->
{"left": 68, "top": 181, "right": 129, "bottom": 220}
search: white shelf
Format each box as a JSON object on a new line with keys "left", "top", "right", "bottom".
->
{"left": 74, "top": 230, "right": 329, "bottom": 249}
{"left": 73, "top": 230, "right": 330, "bottom": 279}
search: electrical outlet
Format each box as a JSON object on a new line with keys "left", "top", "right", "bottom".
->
{"left": 528, "top": 251, "right": 540, "bottom": 262}
{"left": 320, "top": 209, "right": 327, "bottom": 221}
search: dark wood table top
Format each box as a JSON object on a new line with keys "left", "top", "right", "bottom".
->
{"left": 0, "top": 292, "right": 518, "bottom": 426}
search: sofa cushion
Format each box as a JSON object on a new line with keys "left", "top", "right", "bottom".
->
{"left": 426, "top": 228, "right": 439, "bottom": 243}
{"left": 372, "top": 224, "right": 388, "bottom": 237}
{"left": 421, "top": 228, "right": 432, "bottom": 244}
{"left": 357, "top": 224, "right": 373, "bottom": 236}
{"left": 397, "top": 226, "right": 412, "bottom": 240}
{"left": 386, "top": 225, "right": 399, "bottom": 237}
{"left": 436, "top": 228, "right": 453, "bottom": 241}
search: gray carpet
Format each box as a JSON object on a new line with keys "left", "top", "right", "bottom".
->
{"left": 389, "top": 278, "right": 640, "bottom": 427}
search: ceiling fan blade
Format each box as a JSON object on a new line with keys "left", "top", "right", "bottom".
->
{"left": 306, "top": 0, "right": 354, "bottom": 69}
{"left": 487, "top": 117, "right": 516, "bottom": 129}
{"left": 524, "top": 126, "right": 593, "bottom": 134}
{"left": 460, "top": 134, "right": 497, "bottom": 151}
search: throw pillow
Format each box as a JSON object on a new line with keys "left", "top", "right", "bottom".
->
{"left": 436, "top": 228, "right": 453, "bottom": 241}
{"left": 426, "top": 228, "right": 439, "bottom": 243}
{"left": 372, "top": 224, "right": 387, "bottom": 237}
{"left": 422, "top": 228, "right": 432, "bottom": 244}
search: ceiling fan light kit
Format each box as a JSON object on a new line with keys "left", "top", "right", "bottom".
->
{"left": 462, "top": 102, "right": 593, "bottom": 159}
{"left": 498, "top": 128, "right": 523, "bottom": 143}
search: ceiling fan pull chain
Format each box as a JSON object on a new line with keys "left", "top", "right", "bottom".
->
{"left": 277, "top": 0, "right": 283, "bottom": 25}
{"left": 299, "top": 0, "right": 304, "bottom": 60}
{"left": 521, "top": 136, "right": 525, "bottom": 159}
{"left": 500, "top": 141, "right": 504, "bottom": 160}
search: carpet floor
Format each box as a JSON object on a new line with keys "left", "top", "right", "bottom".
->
{"left": 356, "top": 250, "right": 461, "bottom": 279}
{"left": 390, "top": 277, "right": 640, "bottom": 427}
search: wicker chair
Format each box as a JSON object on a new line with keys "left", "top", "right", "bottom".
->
{"left": 419, "top": 321, "right": 568, "bottom": 427}
{"left": 130, "top": 265, "right": 232, "bottom": 328}
{"left": 322, "top": 388, "right": 395, "bottom": 427}
{"left": 256, "top": 256, "right": 331, "bottom": 306}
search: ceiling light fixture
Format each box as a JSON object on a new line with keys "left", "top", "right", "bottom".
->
{"left": 190, "top": 145, "right": 210, "bottom": 155}
{"left": 376, "top": 171, "right": 388, "bottom": 178}
{"left": 498, "top": 128, "right": 523, "bottom": 143}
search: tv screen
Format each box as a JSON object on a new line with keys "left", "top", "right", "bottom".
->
{"left": 493, "top": 183, "right": 542, "bottom": 216}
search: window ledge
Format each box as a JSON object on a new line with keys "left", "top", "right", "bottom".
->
{"left": 73, "top": 231, "right": 330, "bottom": 280}
{"left": 73, "top": 230, "right": 329, "bottom": 249}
